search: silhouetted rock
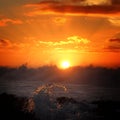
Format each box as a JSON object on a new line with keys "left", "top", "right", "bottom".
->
{"left": 91, "top": 100, "right": 120, "bottom": 120}
{"left": 56, "top": 96, "right": 78, "bottom": 104}
{"left": 0, "top": 93, "right": 37, "bottom": 120}
{"left": 0, "top": 93, "right": 120, "bottom": 120}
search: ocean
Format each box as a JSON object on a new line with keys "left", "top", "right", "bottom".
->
{"left": 1, "top": 79, "right": 120, "bottom": 101}
{"left": 0, "top": 66, "right": 120, "bottom": 119}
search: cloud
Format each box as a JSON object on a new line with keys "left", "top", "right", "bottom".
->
{"left": 36, "top": 36, "right": 90, "bottom": 48}
{"left": 0, "top": 18, "right": 22, "bottom": 27}
{"left": 111, "top": 0, "right": 120, "bottom": 5}
{"left": 53, "top": 17, "right": 67, "bottom": 25}
{"left": 0, "top": 39, "right": 11, "bottom": 47}
{"left": 105, "top": 37, "right": 120, "bottom": 52}
{"left": 107, "top": 45, "right": 120, "bottom": 51}
{"left": 67, "top": 36, "right": 90, "bottom": 44}
{"left": 24, "top": 0, "right": 120, "bottom": 17}
{"left": 108, "top": 17, "right": 120, "bottom": 26}
{"left": 81, "top": 0, "right": 111, "bottom": 5}
{"left": 0, "top": 39, "right": 29, "bottom": 51}
{"left": 109, "top": 38, "right": 120, "bottom": 43}
{"left": 0, "top": 35, "right": 90, "bottom": 52}
{"left": 0, "top": 39, "right": 21, "bottom": 51}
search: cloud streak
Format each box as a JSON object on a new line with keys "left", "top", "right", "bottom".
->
{"left": 108, "top": 17, "right": 120, "bottom": 26}
{"left": 0, "top": 36, "right": 89, "bottom": 49}
{"left": 109, "top": 38, "right": 120, "bottom": 43}
{"left": 36, "top": 36, "right": 90, "bottom": 48}
{"left": 111, "top": 0, "right": 120, "bottom": 5}
{"left": 1, "top": 36, "right": 120, "bottom": 54}
{"left": 24, "top": 1, "right": 120, "bottom": 16}
{"left": 107, "top": 46, "right": 120, "bottom": 52}
{"left": 0, "top": 18, "right": 22, "bottom": 27}
{"left": 0, "top": 39, "right": 11, "bottom": 47}
{"left": 105, "top": 37, "right": 120, "bottom": 52}
{"left": 0, "top": 38, "right": 30, "bottom": 51}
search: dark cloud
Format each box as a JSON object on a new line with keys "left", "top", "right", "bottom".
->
{"left": 71, "top": 0, "right": 85, "bottom": 1}
{"left": 107, "top": 45, "right": 120, "bottom": 50}
{"left": 111, "top": 0, "right": 120, "bottom": 5}
{"left": 0, "top": 18, "right": 23, "bottom": 27}
{"left": 24, "top": 1, "right": 120, "bottom": 16}
{"left": 109, "top": 38, "right": 120, "bottom": 43}
{"left": 0, "top": 39, "right": 27, "bottom": 50}
{"left": 105, "top": 37, "right": 120, "bottom": 52}
{"left": 0, "top": 39, "right": 11, "bottom": 47}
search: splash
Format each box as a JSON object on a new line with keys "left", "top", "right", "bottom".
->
{"left": 33, "top": 83, "right": 67, "bottom": 96}
{"left": 27, "top": 83, "right": 68, "bottom": 112}
{"left": 24, "top": 83, "right": 94, "bottom": 120}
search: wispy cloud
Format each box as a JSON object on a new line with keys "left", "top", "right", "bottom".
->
{"left": 106, "top": 46, "right": 120, "bottom": 52}
{"left": 1, "top": 35, "right": 120, "bottom": 54}
{"left": 67, "top": 36, "right": 90, "bottom": 44}
{"left": 0, "top": 35, "right": 89, "bottom": 49}
{"left": 111, "top": 0, "right": 120, "bottom": 4}
{"left": 81, "top": 0, "right": 111, "bottom": 5}
{"left": 108, "top": 17, "right": 120, "bottom": 26}
{"left": 36, "top": 36, "right": 90, "bottom": 48}
{"left": 53, "top": 17, "right": 67, "bottom": 25}
{"left": 24, "top": 0, "right": 120, "bottom": 17}
{"left": 109, "top": 38, "right": 120, "bottom": 43}
{"left": 0, "top": 39, "right": 11, "bottom": 47}
{"left": 0, "top": 18, "right": 22, "bottom": 27}
{"left": 0, "top": 38, "right": 29, "bottom": 51}
{"left": 105, "top": 37, "right": 120, "bottom": 52}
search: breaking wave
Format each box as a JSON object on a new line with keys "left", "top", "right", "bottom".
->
{"left": 1, "top": 84, "right": 120, "bottom": 120}
{"left": 26, "top": 83, "right": 94, "bottom": 120}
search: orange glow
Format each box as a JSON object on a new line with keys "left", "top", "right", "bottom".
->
{"left": 0, "top": 1, "right": 120, "bottom": 68}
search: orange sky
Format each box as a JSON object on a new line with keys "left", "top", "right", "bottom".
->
{"left": 0, "top": 0, "right": 120, "bottom": 68}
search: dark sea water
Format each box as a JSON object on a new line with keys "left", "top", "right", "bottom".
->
{"left": 0, "top": 79, "right": 120, "bottom": 120}
{"left": 0, "top": 79, "right": 120, "bottom": 101}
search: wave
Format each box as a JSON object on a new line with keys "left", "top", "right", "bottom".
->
{"left": 26, "top": 83, "right": 97, "bottom": 120}
{"left": 1, "top": 83, "right": 120, "bottom": 120}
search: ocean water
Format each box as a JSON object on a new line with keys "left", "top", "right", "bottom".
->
{"left": 1, "top": 66, "right": 120, "bottom": 119}
{"left": 0, "top": 79, "right": 120, "bottom": 101}
{"left": 1, "top": 79, "right": 120, "bottom": 119}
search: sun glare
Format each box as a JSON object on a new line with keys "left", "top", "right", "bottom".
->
{"left": 61, "top": 61, "right": 70, "bottom": 69}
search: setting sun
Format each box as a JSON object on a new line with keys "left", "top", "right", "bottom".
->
{"left": 61, "top": 61, "right": 70, "bottom": 69}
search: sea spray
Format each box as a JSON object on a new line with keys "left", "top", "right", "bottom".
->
{"left": 27, "top": 83, "right": 69, "bottom": 119}
{"left": 26, "top": 83, "right": 95, "bottom": 120}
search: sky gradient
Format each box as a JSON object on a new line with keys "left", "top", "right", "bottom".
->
{"left": 0, "top": 0, "right": 120, "bottom": 67}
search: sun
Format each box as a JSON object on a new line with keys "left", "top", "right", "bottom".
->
{"left": 61, "top": 61, "right": 70, "bottom": 69}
